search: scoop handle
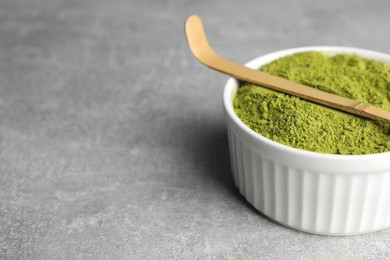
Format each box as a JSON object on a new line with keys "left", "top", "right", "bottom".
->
{"left": 185, "top": 14, "right": 390, "bottom": 124}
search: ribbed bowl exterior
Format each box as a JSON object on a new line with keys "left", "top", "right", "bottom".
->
{"left": 227, "top": 127, "right": 390, "bottom": 235}
{"left": 223, "top": 46, "right": 390, "bottom": 235}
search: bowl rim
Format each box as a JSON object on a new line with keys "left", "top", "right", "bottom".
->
{"left": 223, "top": 45, "right": 390, "bottom": 162}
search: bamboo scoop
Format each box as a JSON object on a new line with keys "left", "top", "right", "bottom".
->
{"left": 185, "top": 14, "right": 390, "bottom": 124}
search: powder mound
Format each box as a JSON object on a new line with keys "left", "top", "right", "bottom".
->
{"left": 233, "top": 51, "right": 390, "bottom": 154}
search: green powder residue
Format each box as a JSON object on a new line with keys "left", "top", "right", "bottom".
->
{"left": 233, "top": 51, "right": 390, "bottom": 154}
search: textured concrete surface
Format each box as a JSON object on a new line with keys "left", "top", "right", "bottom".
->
{"left": 1, "top": 0, "right": 390, "bottom": 259}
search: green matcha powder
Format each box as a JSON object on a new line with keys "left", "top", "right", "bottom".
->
{"left": 233, "top": 51, "right": 390, "bottom": 154}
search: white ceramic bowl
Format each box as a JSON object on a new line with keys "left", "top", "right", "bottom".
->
{"left": 223, "top": 46, "right": 390, "bottom": 236}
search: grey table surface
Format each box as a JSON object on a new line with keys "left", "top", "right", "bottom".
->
{"left": 1, "top": 0, "right": 390, "bottom": 259}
